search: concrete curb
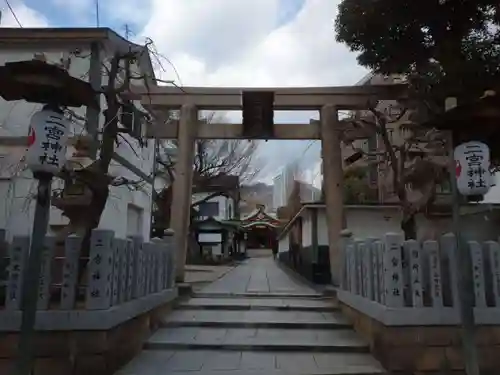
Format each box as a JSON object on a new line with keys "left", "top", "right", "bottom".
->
{"left": 192, "top": 292, "right": 325, "bottom": 299}
{"left": 174, "top": 304, "right": 337, "bottom": 312}
{"left": 144, "top": 342, "right": 370, "bottom": 353}
{"left": 161, "top": 321, "right": 350, "bottom": 329}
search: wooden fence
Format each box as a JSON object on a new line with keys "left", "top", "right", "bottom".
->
{"left": 0, "top": 229, "right": 175, "bottom": 312}
{"left": 338, "top": 231, "right": 500, "bottom": 325}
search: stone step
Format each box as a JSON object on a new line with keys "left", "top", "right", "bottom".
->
{"left": 145, "top": 327, "right": 369, "bottom": 352}
{"left": 163, "top": 309, "right": 350, "bottom": 329}
{"left": 176, "top": 297, "right": 338, "bottom": 311}
{"left": 116, "top": 349, "right": 385, "bottom": 375}
{"left": 193, "top": 292, "right": 325, "bottom": 299}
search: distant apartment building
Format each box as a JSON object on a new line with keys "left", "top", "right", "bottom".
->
{"left": 345, "top": 73, "right": 451, "bottom": 205}
{"left": 192, "top": 175, "right": 240, "bottom": 221}
{"left": 272, "top": 161, "right": 321, "bottom": 213}
{"left": 0, "top": 28, "right": 157, "bottom": 241}
{"left": 272, "top": 163, "right": 295, "bottom": 210}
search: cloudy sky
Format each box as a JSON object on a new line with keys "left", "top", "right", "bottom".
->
{"left": 0, "top": 0, "right": 369, "bottom": 183}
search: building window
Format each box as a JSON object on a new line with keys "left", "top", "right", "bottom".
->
{"left": 228, "top": 205, "right": 232, "bottom": 219}
{"left": 198, "top": 201, "right": 219, "bottom": 217}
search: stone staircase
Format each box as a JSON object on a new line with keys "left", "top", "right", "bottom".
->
{"left": 116, "top": 292, "right": 385, "bottom": 375}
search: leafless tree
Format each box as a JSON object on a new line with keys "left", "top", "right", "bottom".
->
{"left": 342, "top": 105, "right": 449, "bottom": 239}
{"left": 153, "top": 115, "right": 261, "bottom": 232}
{"left": 53, "top": 48, "right": 154, "bottom": 269}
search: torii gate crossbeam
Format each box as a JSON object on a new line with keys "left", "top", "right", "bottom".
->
{"left": 131, "top": 84, "right": 406, "bottom": 283}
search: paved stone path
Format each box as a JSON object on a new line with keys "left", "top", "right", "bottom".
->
{"left": 245, "top": 248, "right": 273, "bottom": 258}
{"left": 116, "top": 257, "right": 385, "bottom": 375}
{"left": 184, "top": 264, "right": 235, "bottom": 291}
{"left": 199, "top": 257, "right": 318, "bottom": 296}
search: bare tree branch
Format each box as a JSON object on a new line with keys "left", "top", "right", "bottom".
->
{"left": 153, "top": 113, "right": 261, "bottom": 231}
{"left": 342, "top": 104, "right": 448, "bottom": 239}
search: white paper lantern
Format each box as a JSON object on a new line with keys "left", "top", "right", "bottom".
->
{"left": 25, "top": 108, "right": 70, "bottom": 175}
{"left": 454, "top": 141, "right": 492, "bottom": 196}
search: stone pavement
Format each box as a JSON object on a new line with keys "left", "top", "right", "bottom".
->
{"left": 184, "top": 264, "right": 235, "bottom": 290}
{"left": 198, "top": 257, "right": 318, "bottom": 296}
{"left": 245, "top": 248, "right": 273, "bottom": 258}
{"left": 116, "top": 257, "right": 385, "bottom": 375}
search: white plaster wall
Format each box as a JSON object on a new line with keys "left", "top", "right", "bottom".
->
{"left": 0, "top": 47, "right": 154, "bottom": 241}
{"left": 310, "top": 206, "right": 499, "bottom": 245}
{"left": 278, "top": 233, "right": 289, "bottom": 253}
{"left": 317, "top": 207, "right": 402, "bottom": 245}
{"left": 0, "top": 145, "right": 82, "bottom": 239}
{"left": 415, "top": 210, "right": 500, "bottom": 243}
{"left": 317, "top": 211, "right": 329, "bottom": 246}
{"left": 99, "top": 156, "right": 153, "bottom": 240}
{"left": 192, "top": 193, "right": 234, "bottom": 221}
{"left": 0, "top": 50, "right": 91, "bottom": 138}
{"left": 100, "top": 47, "right": 154, "bottom": 240}
{"left": 302, "top": 210, "right": 313, "bottom": 247}
{"left": 0, "top": 176, "right": 36, "bottom": 239}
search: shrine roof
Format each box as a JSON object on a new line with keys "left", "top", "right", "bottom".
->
{"left": 241, "top": 205, "right": 278, "bottom": 221}
{"left": 193, "top": 217, "right": 240, "bottom": 230}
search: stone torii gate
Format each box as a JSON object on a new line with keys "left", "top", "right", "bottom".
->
{"left": 130, "top": 84, "right": 404, "bottom": 282}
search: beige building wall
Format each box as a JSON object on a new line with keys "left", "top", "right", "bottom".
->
{"left": 345, "top": 73, "right": 450, "bottom": 204}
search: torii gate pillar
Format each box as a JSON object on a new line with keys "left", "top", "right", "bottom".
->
{"left": 320, "top": 104, "right": 344, "bottom": 285}
{"left": 171, "top": 104, "right": 197, "bottom": 282}
{"left": 131, "top": 84, "right": 405, "bottom": 283}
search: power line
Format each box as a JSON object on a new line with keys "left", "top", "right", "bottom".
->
{"left": 4, "top": 0, "right": 22, "bottom": 27}
{"left": 293, "top": 140, "right": 317, "bottom": 171}
{"left": 299, "top": 140, "right": 316, "bottom": 158}
{"left": 272, "top": 140, "right": 317, "bottom": 181}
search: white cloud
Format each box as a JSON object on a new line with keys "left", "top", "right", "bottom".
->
{"left": 139, "top": 0, "right": 367, "bottom": 87}
{"left": 52, "top": 0, "right": 150, "bottom": 27}
{"left": 136, "top": 0, "right": 367, "bottom": 180}
{"left": 0, "top": 1, "right": 49, "bottom": 27}
{"left": 51, "top": 0, "right": 91, "bottom": 16}
{"left": 141, "top": 0, "right": 280, "bottom": 75}
{"left": 1, "top": 0, "right": 367, "bottom": 182}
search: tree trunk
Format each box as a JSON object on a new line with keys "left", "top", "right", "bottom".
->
{"left": 401, "top": 214, "right": 417, "bottom": 240}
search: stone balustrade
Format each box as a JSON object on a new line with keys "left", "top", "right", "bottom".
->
{"left": 0, "top": 228, "right": 178, "bottom": 374}
{"left": 338, "top": 230, "right": 500, "bottom": 325}
{"left": 337, "top": 230, "right": 500, "bottom": 374}
{"left": 0, "top": 228, "right": 177, "bottom": 331}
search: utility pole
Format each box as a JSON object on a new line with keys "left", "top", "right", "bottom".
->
{"left": 124, "top": 24, "right": 132, "bottom": 40}
{"left": 445, "top": 97, "right": 480, "bottom": 375}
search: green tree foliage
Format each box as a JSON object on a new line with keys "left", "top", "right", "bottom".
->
{"left": 343, "top": 166, "right": 377, "bottom": 204}
{"left": 335, "top": 0, "right": 500, "bottom": 107}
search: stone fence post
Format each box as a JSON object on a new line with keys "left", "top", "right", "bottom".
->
{"left": 339, "top": 229, "right": 352, "bottom": 290}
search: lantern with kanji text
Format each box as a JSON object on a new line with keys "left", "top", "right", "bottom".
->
{"left": 25, "top": 106, "right": 70, "bottom": 175}
{"left": 454, "top": 141, "right": 493, "bottom": 196}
